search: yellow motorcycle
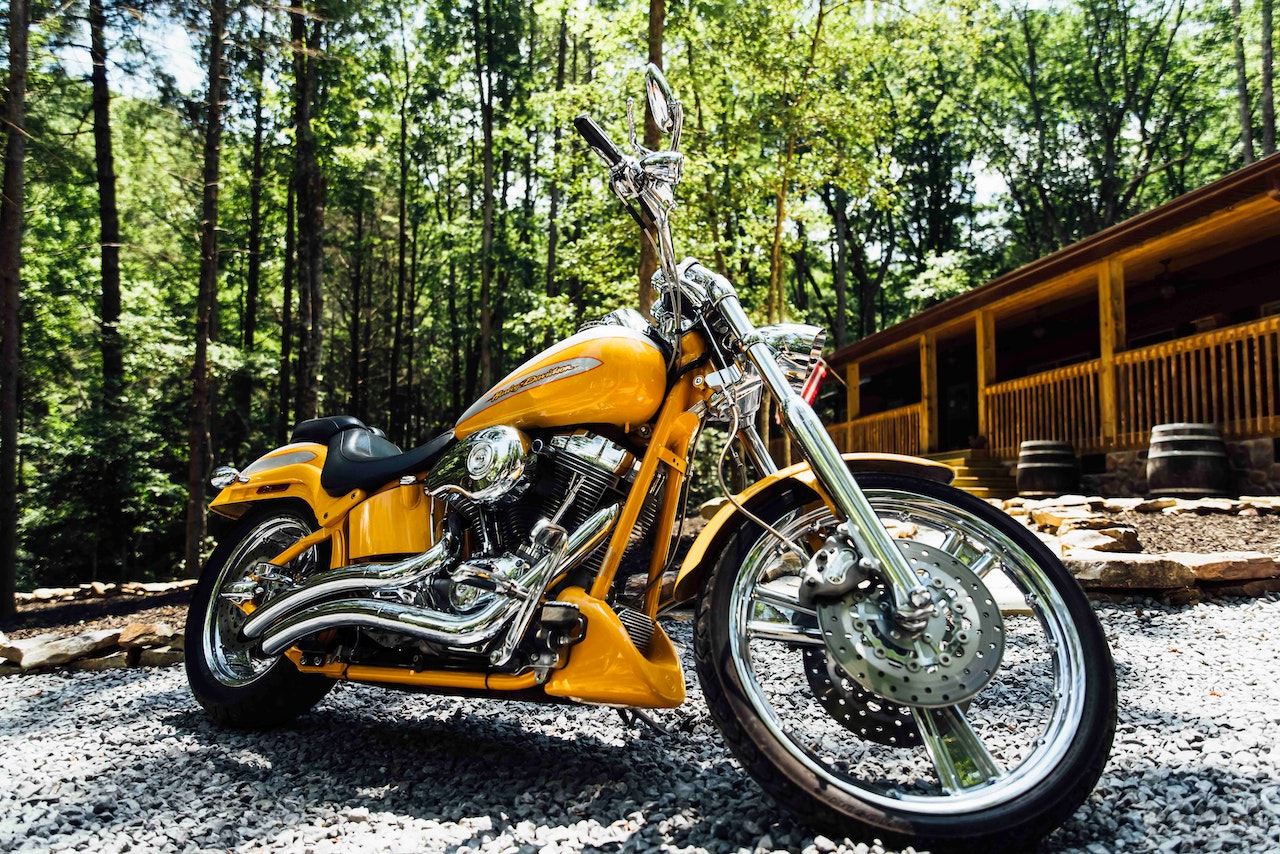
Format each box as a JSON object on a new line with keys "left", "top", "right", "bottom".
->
{"left": 186, "top": 65, "right": 1116, "bottom": 851}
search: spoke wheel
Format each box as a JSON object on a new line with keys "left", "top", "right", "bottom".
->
{"left": 694, "top": 473, "right": 1116, "bottom": 851}
{"left": 185, "top": 506, "right": 334, "bottom": 729}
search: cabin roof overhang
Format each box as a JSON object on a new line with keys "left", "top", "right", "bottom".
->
{"left": 827, "top": 154, "right": 1280, "bottom": 367}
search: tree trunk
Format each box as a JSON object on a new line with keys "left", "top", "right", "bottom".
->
{"left": 1234, "top": 0, "right": 1256, "bottom": 165}
{"left": 545, "top": 9, "right": 568, "bottom": 309}
{"left": 1265, "top": 0, "right": 1276, "bottom": 155}
{"left": 244, "top": 14, "right": 266, "bottom": 354}
{"left": 765, "top": 142, "right": 793, "bottom": 324}
{"left": 89, "top": 0, "right": 129, "bottom": 577}
{"left": 824, "top": 185, "right": 850, "bottom": 348}
{"left": 637, "top": 0, "right": 664, "bottom": 317}
{"left": 349, "top": 191, "right": 364, "bottom": 420}
{"left": 229, "top": 12, "right": 267, "bottom": 466}
{"left": 686, "top": 38, "right": 728, "bottom": 277}
{"left": 448, "top": 257, "right": 462, "bottom": 418}
{"left": 0, "top": 0, "right": 29, "bottom": 619}
{"left": 765, "top": 0, "right": 825, "bottom": 325}
{"left": 185, "top": 0, "right": 227, "bottom": 577}
{"left": 90, "top": 0, "right": 124, "bottom": 416}
{"left": 277, "top": 181, "right": 295, "bottom": 443}
{"left": 293, "top": 7, "right": 325, "bottom": 421}
{"left": 391, "top": 91, "right": 408, "bottom": 443}
{"left": 471, "top": 0, "right": 496, "bottom": 392}
{"left": 407, "top": 217, "right": 420, "bottom": 440}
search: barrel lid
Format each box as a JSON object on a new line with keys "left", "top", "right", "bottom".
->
{"left": 1150, "top": 422, "right": 1223, "bottom": 434}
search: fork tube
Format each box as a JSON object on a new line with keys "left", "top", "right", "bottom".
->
{"left": 711, "top": 287, "right": 929, "bottom": 615}
{"left": 737, "top": 425, "right": 778, "bottom": 476}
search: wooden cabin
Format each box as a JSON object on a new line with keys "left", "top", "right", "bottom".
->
{"left": 824, "top": 155, "right": 1280, "bottom": 497}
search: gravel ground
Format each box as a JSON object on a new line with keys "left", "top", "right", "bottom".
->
{"left": 2, "top": 598, "right": 1279, "bottom": 854}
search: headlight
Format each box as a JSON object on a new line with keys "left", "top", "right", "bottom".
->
{"left": 758, "top": 323, "right": 826, "bottom": 392}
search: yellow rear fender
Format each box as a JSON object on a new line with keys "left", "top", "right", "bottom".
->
{"left": 208, "top": 442, "right": 369, "bottom": 529}
{"left": 670, "top": 453, "right": 954, "bottom": 604}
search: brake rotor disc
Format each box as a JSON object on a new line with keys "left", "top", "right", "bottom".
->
{"left": 802, "top": 646, "right": 921, "bottom": 746}
{"left": 815, "top": 539, "right": 1004, "bottom": 708}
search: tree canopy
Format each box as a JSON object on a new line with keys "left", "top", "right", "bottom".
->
{"left": 0, "top": 0, "right": 1271, "bottom": 602}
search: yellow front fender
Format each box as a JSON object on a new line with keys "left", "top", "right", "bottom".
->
{"left": 670, "top": 453, "right": 953, "bottom": 604}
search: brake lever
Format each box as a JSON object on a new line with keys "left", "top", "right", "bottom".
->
{"left": 626, "top": 99, "right": 642, "bottom": 155}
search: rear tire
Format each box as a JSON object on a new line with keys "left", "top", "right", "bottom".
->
{"left": 184, "top": 506, "right": 334, "bottom": 729}
{"left": 693, "top": 473, "right": 1116, "bottom": 852}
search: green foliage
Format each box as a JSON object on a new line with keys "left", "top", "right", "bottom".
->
{"left": 6, "top": 0, "right": 1264, "bottom": 589}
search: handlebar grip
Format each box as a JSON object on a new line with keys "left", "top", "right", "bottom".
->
{"left": 574, "top": 114, "right": 624, "bottom": 167}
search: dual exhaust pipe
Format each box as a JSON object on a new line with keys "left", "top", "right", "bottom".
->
{"left": 239, "top": 504, "right": 621, "bottom": 659}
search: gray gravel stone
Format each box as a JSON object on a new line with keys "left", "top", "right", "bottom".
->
{"left": 1, "top": 597, "right": 1279, "bottom": 852}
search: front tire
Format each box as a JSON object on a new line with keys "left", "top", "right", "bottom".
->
{"left": 694, "top": 473, "right": 1116, "bottom": 852}
{"left": 185, "top": 506, "right": 334, "bottom": 729}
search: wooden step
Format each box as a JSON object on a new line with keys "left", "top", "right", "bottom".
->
{"left": 957, "top": 486, "right": 1012, "bottom": 500}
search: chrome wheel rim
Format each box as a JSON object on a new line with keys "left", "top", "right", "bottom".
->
{"left": 202, "top": 516, "right": 318, "bottom": 688}
{"left": 728, "top": 489, "right": 1087, "bottom": 814}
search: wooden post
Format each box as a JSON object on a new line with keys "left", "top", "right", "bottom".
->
{"left": 844, "top": 361, "right": 865, "bottom": 453}
{"left": 920, "top": 332, "right": 938, "bottom": 454}
{"left": 845, "top": 362, "right": 860, "bottom": 420}
{"left": 1098, "top": 257, "right": 1126, "bottom": 445}
{"left": 976, "top": 310, "right": 996, "bottom": 441}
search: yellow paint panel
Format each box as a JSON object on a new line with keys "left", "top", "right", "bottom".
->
{"left": 455, "top": 327, "right": 667, "bottom": 439}
{"left": 348, "top": 485, "right": 436, "bottom": 560}
{"left": 209, "top": 442, "right": 367, "bottom": 529}
{"left": 544, "top": 587, "right": 685, "bottom": 708}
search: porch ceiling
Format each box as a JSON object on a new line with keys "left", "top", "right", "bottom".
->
{"left": 829, "top": 154, "right": 1280, "bottom": 369}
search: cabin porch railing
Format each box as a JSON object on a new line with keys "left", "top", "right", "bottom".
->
{"left": 984, "top": 360, "right": 1104, "bottom": 458}
{"left": 974, "top": 316, "right": 1280, "bottom": 458}
{"left": 827, "top": 403, "right": 923, "bottom": 456}
{"left": 1114, "top": 316, "right": 1280, "bottom": 447}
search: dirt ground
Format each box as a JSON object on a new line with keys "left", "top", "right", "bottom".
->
{"left": 1112, "top": 509, "right": 1280, "bottom": 554}
{"left": 4, "top": 508, "right": 1278, "bottom": 645}
{"left": 1, "top": 588, "right": 193, "bottom": 641}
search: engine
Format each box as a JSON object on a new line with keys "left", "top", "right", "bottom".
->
{"left": 357, "top": 426, "right": 661, "bottom": 664}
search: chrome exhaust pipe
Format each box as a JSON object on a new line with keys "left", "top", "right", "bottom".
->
{"left": 260, "top": 590, "right": 526, "bottom": 656}
{"left": 258, "top": 504, "right": 620, "bottom": 658}
{"left": 242, "top": 532, "right": 458, "bottom": 641}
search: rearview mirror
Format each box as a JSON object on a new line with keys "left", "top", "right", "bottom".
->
{"left": 645, "top": 63, "right": 677, "bottom": 135}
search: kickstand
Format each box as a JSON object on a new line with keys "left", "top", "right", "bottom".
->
{"left": 617, "top": 707, "right": 672, "bottom": 737}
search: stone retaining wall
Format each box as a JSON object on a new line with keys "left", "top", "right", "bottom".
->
{"left": 1080, "top": 439, "right": 1280, "bottom": 497}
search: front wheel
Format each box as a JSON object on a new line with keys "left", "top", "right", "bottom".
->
{"left": 694, "top": 473, "right": 1116, "bottom": 852}
{"left": 185, "top": 505, "right": 334, "bottom": 729}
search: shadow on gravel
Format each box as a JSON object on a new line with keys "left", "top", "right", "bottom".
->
{"left": 108, "top": 690, "right": 802, "bottom": 853}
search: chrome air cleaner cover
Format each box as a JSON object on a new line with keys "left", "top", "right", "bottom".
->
{"left": 427, "top": 425, "right": 532, "bottom": 503}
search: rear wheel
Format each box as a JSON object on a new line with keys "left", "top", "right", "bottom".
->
{"left": 694, "top": 473, "right": 1116, "bottom": 852}
{"left": 184, "top": 506, "right": 334, "bottom": 729}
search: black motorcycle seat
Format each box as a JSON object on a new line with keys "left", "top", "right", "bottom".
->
{"left": 319, "top": 427, "right": 455, "bottom": 497}
{"left": 291, "top": 415, "right": 370, "bottom": 445}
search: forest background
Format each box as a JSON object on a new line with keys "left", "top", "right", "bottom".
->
{"left": 0, "top": 0, "right": 1275, "bottom": 616}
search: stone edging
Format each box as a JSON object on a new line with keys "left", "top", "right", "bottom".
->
{"left": 989, "top": 494, "right": 1280, "bottom": 602}
{"left": 0, "top": 622, "right": 184, "bottom": 677}
{"left": 14, "top": 579, "right": 196, "bottom": 604}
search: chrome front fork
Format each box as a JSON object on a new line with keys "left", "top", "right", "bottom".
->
{"left": 709, "top": 282, "right": 934, "bottom": 631}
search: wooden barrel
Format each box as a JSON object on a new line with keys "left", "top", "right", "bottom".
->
{"left": 1017, "top": 440, "right": 1080, "bottom": 497}
{"left": 1146, "top": 422, "right": 1231, "bottom": 497}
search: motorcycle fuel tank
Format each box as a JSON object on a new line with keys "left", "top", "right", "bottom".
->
{"left": 455, "top": 326, "right": 667, "bottom": 439}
